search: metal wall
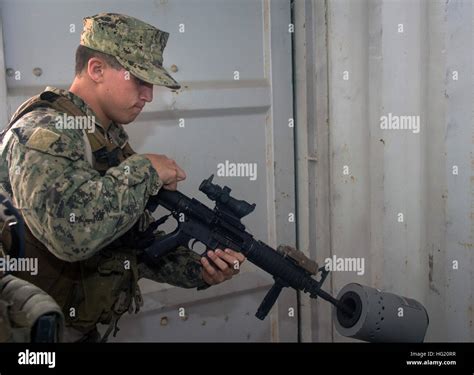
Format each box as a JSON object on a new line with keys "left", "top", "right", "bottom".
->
{"left": 0, "top": 0, "right": 297, "bottom": 341}
{"left": 2, "top": 0, "right": 471, "bottom": 343}
{"left": 295, "top": 0, "right": 473, "bottom": 342}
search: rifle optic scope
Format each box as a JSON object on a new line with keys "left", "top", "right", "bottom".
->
{"left": 199, "top": 175, "right": 256, "bottom": 219}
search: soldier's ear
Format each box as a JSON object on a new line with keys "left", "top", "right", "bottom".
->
{"left": 87, "top": 57, "right": 105, "bottom": 83}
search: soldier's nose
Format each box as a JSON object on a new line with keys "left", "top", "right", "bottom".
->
{"left": 140, "top": 84, "right": 153, "bottom": 103}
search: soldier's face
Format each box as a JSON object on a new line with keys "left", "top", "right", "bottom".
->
{"left": 100, "top": 67, "right": 153, "bottom": 124}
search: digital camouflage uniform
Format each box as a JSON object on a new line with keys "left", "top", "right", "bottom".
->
{"left": 0, "top": 14, "right": 206, "bottom": 342}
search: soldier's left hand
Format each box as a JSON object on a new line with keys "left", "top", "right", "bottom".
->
{"left": 201, "top": 248, "right": 246, "bottom": 285}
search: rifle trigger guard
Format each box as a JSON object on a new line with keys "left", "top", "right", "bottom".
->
{"left": 190, "top": 239, "right": 199, "bottom": 250}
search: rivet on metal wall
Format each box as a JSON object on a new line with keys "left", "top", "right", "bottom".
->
{"left": 180, "top": 314, "right": 188, "bottom": 321}
{"left": 33, "top": 67, "right": 42, "bottom": 77}
{"left": 170, "top": 64, "right": 178, "bottom": 73}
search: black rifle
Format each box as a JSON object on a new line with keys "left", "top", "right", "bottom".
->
{"left": 144, "top": 175, "right": 352, "bottom": 320}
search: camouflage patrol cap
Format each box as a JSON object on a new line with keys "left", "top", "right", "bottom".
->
{"left": 80, "top": 13, "right": 180, "bottom": 89}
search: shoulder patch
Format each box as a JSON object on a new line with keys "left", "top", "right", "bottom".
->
{"left": 25, "top": 128, "right": 61, "bottom": 152}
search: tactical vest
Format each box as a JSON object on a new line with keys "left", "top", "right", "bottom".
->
{"left": 0, "top": 90, "right": 143, "bottom": 341}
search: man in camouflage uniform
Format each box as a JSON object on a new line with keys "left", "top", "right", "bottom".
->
{"left": 0, "top": 13, "right": 245, "bottom": 342}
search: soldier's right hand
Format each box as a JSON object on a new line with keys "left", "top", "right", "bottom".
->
{"left": 143, "top": 154, "right": 186, "bottom": 191}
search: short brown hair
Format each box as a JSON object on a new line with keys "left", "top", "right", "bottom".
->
{"left": 75, "top": 45, "right": 123, "bottom": 75}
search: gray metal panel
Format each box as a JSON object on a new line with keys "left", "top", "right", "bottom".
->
{"left": 294, "top": 0, "right": 333, "bottom": 342}
{"left": 443, "top": 0, "right": 474, "bottom": 341}
{"left": 295, "top": 0, "right": 473, "bottom": 342}
{"left": 263, "top": 0, "right": 298, "bottom": 341}
{"left": 0, "top": 0, "right": 296, "bottom": 341}
{"left": 1, "top": 0, "right": 265, "bottom": 88}
{"left": 105, "top": 272, "right": 273, "bottom": 342}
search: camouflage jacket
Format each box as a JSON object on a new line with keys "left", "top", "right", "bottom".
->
{"left": 0, "top": 86, "right": 205, "bottom": 288}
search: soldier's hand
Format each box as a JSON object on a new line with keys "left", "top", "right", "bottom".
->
{"left": 143, "top": 153, "right": 186, "bottom": 191}
{"left": 201, "top": 248, "right": 246, "bottom": 285}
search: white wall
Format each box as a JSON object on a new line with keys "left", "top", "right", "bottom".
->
{"left": 295, "top": 0, "right": 473, "bottom": 342}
